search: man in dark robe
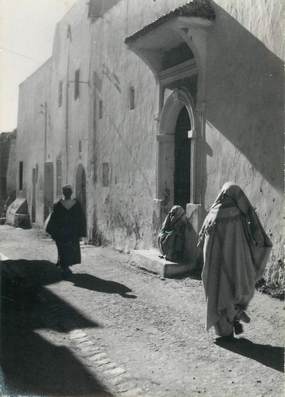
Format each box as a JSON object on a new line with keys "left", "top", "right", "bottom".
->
{"left": 46, "top": 185, "right": 86, "bottom": 278}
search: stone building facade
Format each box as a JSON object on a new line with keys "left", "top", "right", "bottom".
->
{"left": 16, "top": 0, "right": 284, "bottom": 286}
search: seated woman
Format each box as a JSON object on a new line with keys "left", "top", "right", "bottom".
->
{"left": 198, "top": 182, "right": 272, "bottom": 340}
{"left": 158, "top": 205, "right": 187, "bottom": 262}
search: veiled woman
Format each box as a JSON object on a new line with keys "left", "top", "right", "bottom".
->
{"left": 158, "top": 205, "right": 187, "bottom": 262}
{"left": 198, "top": 182, "right": 272, "bottom": 340}
{"left": 46, "top": 185, "right": 86, "bottom": 278}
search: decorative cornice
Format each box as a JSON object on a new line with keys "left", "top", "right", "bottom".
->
{"left": 125, "top": 0, "right": 215, "bottom": 44}
{"left": 158, "top": 59, "right": 198, "bottom": 84}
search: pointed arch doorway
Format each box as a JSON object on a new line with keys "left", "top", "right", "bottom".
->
{"left": 157, "top": 88, "right": 196, "bottom": 220}
{"left": 174, "top": 106, "right": 191, "bottom": 209}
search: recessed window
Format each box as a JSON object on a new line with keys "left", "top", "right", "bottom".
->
{"left": 67, "top": 24, "right": 72, "bottom": 40}
{"left": 102, "top": 162, "right": 109, "bottom": 187}
{"left": 19, "top": 161, "right": 23, "bottom": 190}
{"left": 129, "top": 86, "right": 135, "bottom": 110}
{"left": 58, "top": 81, "right": 63, "bottom": 107}
{"left": 56, "top": 158, "right": 62, "bottom": 197}
{"left": 74, "top": 69, "right": 80, "bottom": 100}
{"left": 99, "top": 99, "right": 103, "bottom": 119}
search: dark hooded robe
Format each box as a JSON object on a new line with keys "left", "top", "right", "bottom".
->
{"left": 158, "top": 205, "right": 187, "bottom": 262}
{"left": 46, "top": 199, "right": 86, "bottom": 268}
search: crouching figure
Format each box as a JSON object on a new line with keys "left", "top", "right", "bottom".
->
{"left": 158, "top": 205, "right": 187, "bottom": 262}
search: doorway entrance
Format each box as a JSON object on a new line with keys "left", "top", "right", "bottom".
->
{"left": 32, "top": 167, "right": 36, "bottom": 222}
{"left": 75, "top": 164, "right": 86, "bottom": 217}
{"left": 44, "top": 162, "right": 54, "bottom": 220}
{"left": 157, "top": 88, "right": 196, "bottom": 220}
{"left": 174, "top": 107, "right": 191, "bottom": 209}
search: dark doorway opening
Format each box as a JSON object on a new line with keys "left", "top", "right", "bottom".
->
{"left": 44, "top": 162, "right": 54, "bottom": 220}
{"left": 76, "top": 164, "right": 86, "bottom": 217}
{"left": 32, "top": 168, "right": 36, "bottom": 222}
{"left": 174, "top": 107, "right": 191, "bottom": 209}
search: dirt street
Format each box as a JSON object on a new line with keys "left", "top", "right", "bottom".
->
{"left": 0, "top": 225, "right": 284, "bottom": 397}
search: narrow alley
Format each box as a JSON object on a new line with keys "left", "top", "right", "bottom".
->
{"left": 0, "top": 225, "right": 283, "bottom": 397}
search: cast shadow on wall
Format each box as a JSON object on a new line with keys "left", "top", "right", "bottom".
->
{"left": 200, "top": 3, "right": 284, "bottom": 203}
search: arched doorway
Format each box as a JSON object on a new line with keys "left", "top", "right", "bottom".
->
{"left": 174, "top": 107, "right": 191, "bottom": 209}
{"left": 157, "top": 88, "right": 196, "bottom": 219}
{"left": 75, "top": 164, "right": 86, "bottom": 217}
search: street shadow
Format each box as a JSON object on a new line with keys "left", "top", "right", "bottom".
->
{"left": 70, "top": 273, "right": 137, "bottom": 299}
{"left": 215, "top": 337, "right": 284, "bottom": 373}
{"left": 1, "top": 258, "right": 62, "bottom": 287}
{"left": 188, "top": 266, "right": 202, "bottom": 280}
{"left": 1, "top": 259, "right": 113, "bottom": 396}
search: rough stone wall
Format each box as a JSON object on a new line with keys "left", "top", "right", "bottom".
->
{"left": 17, "top": 60, "right": 52, "bottom": 224}
{"left": 204, "top": 0, "right": 284, "bottom": 287}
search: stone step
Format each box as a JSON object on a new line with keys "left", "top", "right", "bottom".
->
{"left": 130, "top": 249, "right": 195, "bottom": 278}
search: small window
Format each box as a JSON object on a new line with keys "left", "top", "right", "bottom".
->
{"left": 102, "top": 162, "right": 109, "bottom": 187}
{"left": 93, "top": 96, "right": 97, "bottom": 131}
{"left": 19, "top": 161, "right": 23, "bottom": 190}
{"left": 129, "top": 86, "right": 135, "bottom": 110}
{"left": 99, "top": 99, "right": 103, "bottom": 119}
{"left": 67, "top": 24, "right": 72, "bottom": 40}
{"left": 58, "top": 81, "right": 63, "bottom": 107}
{"left": 79, "top": 140, "right": 82, "bottom": 153}
{"left": 74, "top": 69, "right": 80, "bottom": 100}
{"left": 56, "top": 158, "right": 62, "bottom": 197}
{"left": 35, "top": 164, "right": 39, "bottom": 182}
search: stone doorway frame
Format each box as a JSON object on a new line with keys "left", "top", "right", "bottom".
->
{"left": 157, "top": 87, "right": 197, "bottom": 215}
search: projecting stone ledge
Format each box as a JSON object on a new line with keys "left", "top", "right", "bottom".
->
{"left": 130, "top": 249, "right": 195, "bottom": 278}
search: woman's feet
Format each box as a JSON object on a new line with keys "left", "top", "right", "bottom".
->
{"left": 216, "top": 332, "right": 235, "bottom": 342}
{"left": 60, "top": 266, "right": 73, "bottom": 279}
{"left": 234, "top": 320, "right": 244, "bottom": 335}
{"left": 239, "top": 311, "right": 251, "bottom": 323}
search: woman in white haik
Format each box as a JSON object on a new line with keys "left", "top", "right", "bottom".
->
{"left": 198, "top": 182, "right": 272, "bottom": 340}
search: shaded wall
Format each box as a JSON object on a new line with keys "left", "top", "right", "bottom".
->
{"left": 0, "top": 132, "right": 16, "bottom": 212}
{"left": 204, "top": 0, "right": 284, "bottom": 286}
{"left": 6, "top": 131, "right": 17, "bottom": 201}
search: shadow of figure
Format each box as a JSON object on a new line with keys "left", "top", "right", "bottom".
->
{"left": 215, "top": 337, "right": 284, "bottom": 373}
{"left": 71, "top": 273, "right": 137, "bottom": 299}
{"left": 1, "top": 259, "right": 113, "bottom": 396}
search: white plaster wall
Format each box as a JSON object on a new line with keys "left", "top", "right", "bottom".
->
{"left": 88, "top": 2, "right": 158, "bottom": 251}
{"left": 49, "top": 0, "right": 91, "bottom": 198}
{"left": 17, "top": 60, "right": 52, "bottom": 224}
